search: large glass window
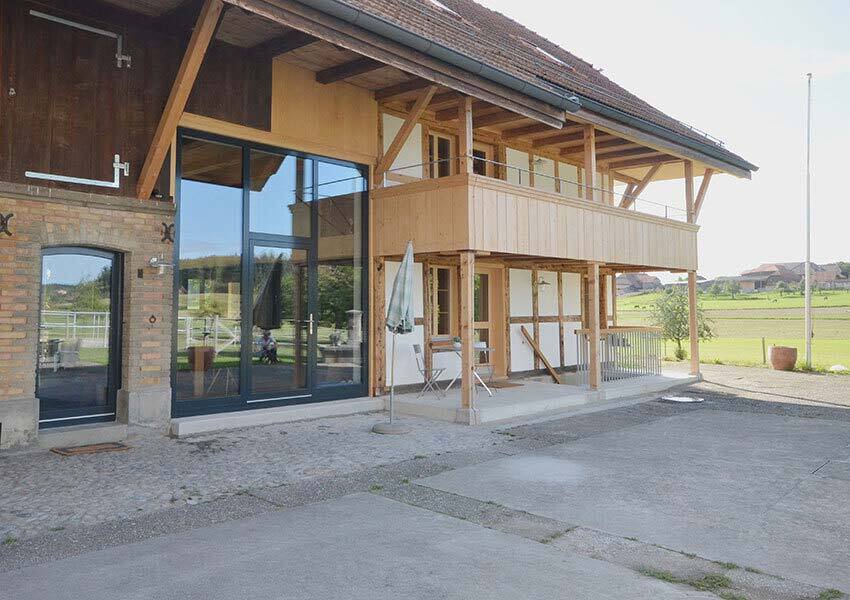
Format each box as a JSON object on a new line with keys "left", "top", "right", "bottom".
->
{"left": 176, "top": 133, "right": 369, "bottom": 413}
{"left": 249, "top": 151, "right": 313, "bottom": 237}
{"left": 315, "top": 161, "right": 366, "bottom": 387}
{"left": 176, "top": 138, "right": 243, "bottom": 401}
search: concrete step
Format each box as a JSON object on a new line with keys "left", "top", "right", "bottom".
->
{"left": 170, "top": 396, "right": 384, "bottom": 438}
{"left": 38, "top": 422, "right": 128, "bottom": 449}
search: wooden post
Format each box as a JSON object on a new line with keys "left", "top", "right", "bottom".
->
{"left": 557, "top": 271, "right": 565, "bottom": 368}
{"left": 610, "top": 272, "right": 618, "bottom": 327}
{"left": 684, "top": 160, "right": 695, "bottom": 223}
{"left": 375, "top": 85, "right": 438, "bottom": 181}
{"left": 372, "top": 257, "right": 386, "bottom": 395}
{"left": 504, "top": 266, "right": 512, "bottom": 377}
{"left": 607, "top": 172, "right": 615, "bottom": 206}
{"left": 587, "top": 263, "right": 601, "bottom": 390}
{"left": 531, "top": 268, "right": 540, "bottom": 370}
{"left": 459, "top": 251, "right": 476, "bottom": 414}
{"left": 688, "top": 270, "right": 700, "bottom": 376}
{"left": 422, "top": 259, "right": 433, "bottom": 373}
{"left": 458, "top": 96, "right": 474, "bottom": 174}
{"left": 137, "top": 0, "right": 224, "bottom": 199}
{"left": 583, "top": 125, "right": 597, "bottom": 201}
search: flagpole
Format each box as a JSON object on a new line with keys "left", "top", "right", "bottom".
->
{"left": 805, "top": 73, "right": 813, "bottom": 368}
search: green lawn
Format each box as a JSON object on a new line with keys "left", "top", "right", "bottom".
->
{"left": 619, "top": 289, "right": 850, "bottom": 372}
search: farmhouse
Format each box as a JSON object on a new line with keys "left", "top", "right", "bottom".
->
{"left": 0, "top": 0, "right": 756, "bottom": 448}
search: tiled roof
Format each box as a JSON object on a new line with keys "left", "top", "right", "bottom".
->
{"left": 341, "top": 0, "right": 754, "bottom": 169}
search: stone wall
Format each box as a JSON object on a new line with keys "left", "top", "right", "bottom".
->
{"left": 0, "top": 183, "right": 175, "bottom": 448}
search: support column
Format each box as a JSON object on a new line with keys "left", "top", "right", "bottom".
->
{"left": 610, "top": 272, "right": 618, "bottom": 326}
{"left": 458, "top": 96, "right": 473, "bottom": 174}
{"left": 587, "top": 263, "right": 601, "bottom": 390}
{"left": 688, "top": 270, "right": 700, "bottom": 377}
{"left": 583, "top": 125, "right": 597, "bottom": 201}
{"left": 458, "top": 250, "right": 479, "bottom": 423}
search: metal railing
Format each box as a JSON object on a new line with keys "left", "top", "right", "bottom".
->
{"left": 575, "top": 326, "right": 663, "bottom": 387}
{"left": 381, "top": 155, "right": 688, "bottom": 221}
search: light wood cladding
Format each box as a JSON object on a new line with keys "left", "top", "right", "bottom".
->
{"left": 271, "top": 60, "right": 378, "bottom": 162}
{"left": 372, "top": 174, "right": 698, "bottom": 271}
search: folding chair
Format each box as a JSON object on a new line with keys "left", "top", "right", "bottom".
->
{"left": 413, "top": 344, "right": 445, "bottom": 398}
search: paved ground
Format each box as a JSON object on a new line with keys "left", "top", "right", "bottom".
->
{"left": 1, "top": 365, "right": 849, "bottom": 599}
{"left": 671, "top": 361, "right": 850, "bottom": 409}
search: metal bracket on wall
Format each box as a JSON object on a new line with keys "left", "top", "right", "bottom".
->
{"left": 29, "top": 10, "right": 132, "bottom": 68}
{"left": 26, "top": 154, "right": 130, "bottom": 189}
{"left": 0, "top": 213, "right": 13, "bottom": 237}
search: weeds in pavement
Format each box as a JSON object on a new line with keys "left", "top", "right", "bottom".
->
{"left": 819, "top": 590, "right": 844, "bottom": 600}
{"left": 2, "top": 536, "right": 17, "bottom": 546}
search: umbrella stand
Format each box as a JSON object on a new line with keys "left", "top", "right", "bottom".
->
{"left": 372, "top": 331, "right": 411, "bottom": 434}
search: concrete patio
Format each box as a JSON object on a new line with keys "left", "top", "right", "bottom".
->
{"left": 394, "top": 371, "right": 699, "bottom": 423}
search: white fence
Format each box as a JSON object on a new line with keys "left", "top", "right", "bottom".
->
{"left": 178, "top": 315, "right": 240, "bottom": 353}
{"left": 40, "top": 310, "right": 110, "bottom": 348}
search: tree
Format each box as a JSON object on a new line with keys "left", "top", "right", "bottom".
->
{"left": 708, "top": 282, "right": 723, "bottom": 296}
{"left": 723, "top": 280, "right": 741, "bottom": 299}
{"left": 649, "top": 288, "right": 714, "bottom": 360}
{"left": 776, "top": 281, "right": 789, "bottom": 296}
{"left": 838, "top": 262, "right": 850, "bottom": 279}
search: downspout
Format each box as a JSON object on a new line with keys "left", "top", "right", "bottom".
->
{"left": 297, "top": 0, "right": 581, "bottom": 113}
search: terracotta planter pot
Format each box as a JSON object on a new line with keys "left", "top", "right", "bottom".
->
{"left": 769, "top": 346, "right": 797, "bottom": 371}
{"left": 187, "top": 346, "right": 216, "bottom": 371}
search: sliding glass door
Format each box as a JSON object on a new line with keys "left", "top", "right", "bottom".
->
{"left": 174, "top": 131, "right": 368, "bottom": 417}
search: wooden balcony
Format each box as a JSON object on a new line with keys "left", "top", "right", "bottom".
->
{"left": 371, "top": 173, "right": 698, "bottom": 271}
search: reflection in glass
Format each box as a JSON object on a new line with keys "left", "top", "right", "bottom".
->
{"left": 38, "top": 253, "right": 113, "bottom": 415}
{"left": 316, "top": 162, "right": 365, "bottom": 386}
{"left": 249, "top": 152, "right": 313, "bottom": 237}
{"left": 176, "top": 138, "right": 242, "bottom": 400}
{"left": 251, "top": 247, "right": 308, "bottom": 394}
{"left": 474, "top": 273, "right": 489, "bottom": 321}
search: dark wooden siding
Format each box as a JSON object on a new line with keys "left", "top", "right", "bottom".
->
{"left": 0, "top": 0, "right": 271, "bottom": 197}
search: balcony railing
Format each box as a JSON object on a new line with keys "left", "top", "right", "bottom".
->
{"left": 575, "top": 326, "right": 663, "bottom": 387}
{"left": 382, "top": 155, "right": 688, "bottom": 222}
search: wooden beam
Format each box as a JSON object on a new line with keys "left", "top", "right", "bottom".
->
{"left": 251, "top": 29, "right": 317, "bottom": 59}
{"left": 422, "top": 259, "right": 433, "bottom": 374}
{"left": 619, "top": 163, "right": 661, "bottom": 209}
{"left": 557, "top": 271, "right": 565, "bottom": 368}
{"left": 474, "top": 110, "right": 525, "bottom": 128}
{"left": 531, "top": 269, "right": 540, "bottom": 370}
{"left": 375, "top": 78, "right": 433, "bottom": 101}
{"left": 459, "top": 251, "right": 475, "bottom": 411}
{"left": 434, "top": 100, "right": 487, "bottom": 121}
{"left": 520, "top": 326, "right": 562, "bottom": 384}
{"left": 532, "top": 126, "right": 584, "bottom": 148}
{"left": 502, "top": 122, "right": 554, "bottom": 139}
{"left": 608, "top": 155, "right": 677, "bottom": 170}
{"left": 596, "top": 147, "right": 665, "bottom": 162}
{"left": 684, "top": 160, "right": 695, "bottom": 223}
{"left": 610, "top": 271, "right": 618, "bottom": 326}
{"left": 425, "top": 91, "right": 461, "bottom": 111}
{"left": 583, "top": 125, "right": 597, "bottom": 201}
{"left": 561, "top": 138, "right": 637, "bottom": 157}
{"left": 458, "top": 96, "right": 473, "bottom": 174}
{"left": 373, "top": 257, "right": 386, "bottom": 395}
{"left": 688, "top": 270, "right": 700, "bottom": 376}
{"left": 504, "top": 267, "right": 511, "bottom": 377}
{"left": 693, "top": 168, "right": 714, "bottom": 221}
{"left": 587, "top": 263, "right": 601, "bottom": 390}
{"left": 137, "top": 0, "right": 223, "bottom": 200}
{"left": 375, "top": 85, "right": 438, "bottom": 180}
{"left": 316, "top": 56, "right": 384, "bottom": 84}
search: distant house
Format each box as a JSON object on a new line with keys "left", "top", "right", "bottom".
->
{"left": 737, "top": 262, "right": 849, "bottom": 291}
{"left": 616, "top": 273, "right": 662, "bottom": 295}
{"left": 740, "top": 263, "right": 801, "bottom": 291}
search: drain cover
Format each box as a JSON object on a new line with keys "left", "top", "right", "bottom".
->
{"left": 660, "top": 396, "right": 704, "bottom": 403}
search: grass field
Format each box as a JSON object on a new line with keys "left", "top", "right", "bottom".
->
{"left": 618, "top": 289, "right": 850, "bottom": 372}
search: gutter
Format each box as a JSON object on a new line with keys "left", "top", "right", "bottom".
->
{"left": 296, "top": 0, "right": 581, "bottom": 113}
{"left": 292, "top": 0, "right": 756, "bottom": 174}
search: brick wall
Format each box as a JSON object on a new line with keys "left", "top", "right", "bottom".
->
{"left": 0, "top": 183, "right": 174, "bottom": 447}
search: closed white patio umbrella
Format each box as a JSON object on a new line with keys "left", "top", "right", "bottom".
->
{"left": 373, "top": 240, "right": 415, "bottom": 435}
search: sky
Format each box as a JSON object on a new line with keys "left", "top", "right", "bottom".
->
{"left": 478, "top": 0, "right": 850, "bottom": 280}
